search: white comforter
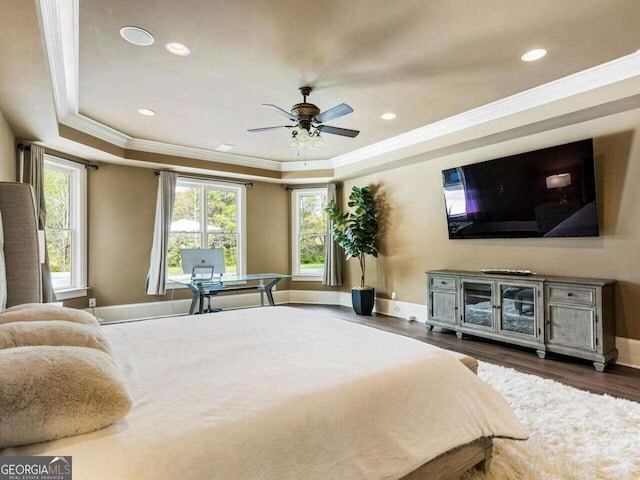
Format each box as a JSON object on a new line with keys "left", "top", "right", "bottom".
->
{"left": 3, "top": 306, "right": 527, "bottom": 479}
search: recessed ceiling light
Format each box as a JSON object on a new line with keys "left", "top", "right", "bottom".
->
{"left": 138, "top": 109, "right": 156, "bottom": 116}
{"left": 521, "top": 48, "right": 547, "bottom": 62}
{"left": 215, "top": 143, "right": 235, "bottom": 152}
{"left": 165, "top": 42, "right": 191, "bottom": 56}
{"left": 381, "top": 113, "right": 396, "bottom": 120}
{"left": 119, "top": 26, "right": 155, "bottom": 46}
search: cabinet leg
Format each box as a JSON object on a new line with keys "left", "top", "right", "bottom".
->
{"left": 593, "top": 362, "right": 606, "bottom": 372}
{"left": 455, "top": 332, "right": 464, "bottom": 340}
{"left": 425, "top": 324, "right": 434, "bottom": 332}
{"left": 536, "top": 350, "right": 546, "bottom": 359}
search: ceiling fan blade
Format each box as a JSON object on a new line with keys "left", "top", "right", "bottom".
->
{"left": 263, "top": 104, "right": 297, "bottom": 122}
{"left": 247, "top": 125, "right": 293, "bottom": 133}
{"left": 313, "top": 103, "right": 353, "bottom": 123}
{"left": 317, "top": 125, "right": 360, "bottom": 138}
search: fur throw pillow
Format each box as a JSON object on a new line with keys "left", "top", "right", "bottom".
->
{"left": 0, "top": 321, "right": 111, "bottom": 354}
{"left": 0, "top": 346, "right": 132, "bottom": 449}
{"left": 0, "top": 303, "right": 100, "bottom": 327}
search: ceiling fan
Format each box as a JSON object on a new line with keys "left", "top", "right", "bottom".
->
{"left": 248, "top": 87, "right": 359, "bottom": 148}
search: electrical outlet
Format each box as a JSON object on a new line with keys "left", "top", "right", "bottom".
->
{"left": 88, "top": 298, "right": 96, "bottom": 307}
{"left": 391, "top": 291, "right": 397, "bottom": 300}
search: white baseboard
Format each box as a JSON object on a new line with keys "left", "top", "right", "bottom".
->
{"left": 91, "top": 290, "right": 640, "bottom": 369}
{"left": 94, "top": 291, "right": 290, "bottom": 323}
{"left": 615, "top": 337, "right": 640, "bottom": 369}
{"left": 288, "top": 289, "right": 343, "bottom": 305}
{"left": 374, "top": 298, "right": 428, "bottom": 323}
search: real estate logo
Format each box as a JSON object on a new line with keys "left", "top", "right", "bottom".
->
{"left": 0, "top": 456, "right": 72, "bottom": 480}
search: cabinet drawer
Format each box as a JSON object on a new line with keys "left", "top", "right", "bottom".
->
{"left": 429, "top": 275, "right": 456, "bottom": 290}
{"left": 547, "top": 284, "right": 596, "bottom": 305}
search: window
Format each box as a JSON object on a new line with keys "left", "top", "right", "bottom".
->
{"left": 292, "top": 188, "right": 327, "bottom": 279}
{"left": 167, "top": 178, "right": 245, "bottom": 278}
{"left": 43, "top": 155, "right": 87, "bottom": 299}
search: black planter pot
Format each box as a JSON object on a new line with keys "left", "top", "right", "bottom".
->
{"left": 352, "top": 288, "right": 375, "bottom": 316}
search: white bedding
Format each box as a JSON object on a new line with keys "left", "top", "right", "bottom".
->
{"left": 2, "top": 306, "right": 527, "bottom": 479}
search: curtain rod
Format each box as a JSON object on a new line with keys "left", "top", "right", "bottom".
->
{"left": 17, "top": 143, "right": 99, "bottom": 171}
{"left": 154, "top": 170, "right": 253, "bottom": 187}
{"left": 285, "top": 184, "right": 340, "bottom": 191}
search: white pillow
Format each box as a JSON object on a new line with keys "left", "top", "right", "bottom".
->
{"left": 0, "top": 303, "right": 100, "bottom": 327}
{"left": 0, "top": 320, "right": 111, "bottom": 354}
{"left": 0, "top": 346, "right": 132, "bottom": 449}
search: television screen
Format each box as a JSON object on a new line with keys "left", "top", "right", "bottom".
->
{"left": 442, "top": 139, "right": 599, "bottom": 239}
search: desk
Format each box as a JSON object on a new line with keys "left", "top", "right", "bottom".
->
{"left": 174, "top": 273, "right": 292, "bottom": 315}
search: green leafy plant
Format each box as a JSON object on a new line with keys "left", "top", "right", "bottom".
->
{"left": 325, "top": 186, "right": 379, "bottom": 288}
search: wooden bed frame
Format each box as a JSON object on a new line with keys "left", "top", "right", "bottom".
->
{"left": 402, "top": 437, "right": 492, "bottom": 479}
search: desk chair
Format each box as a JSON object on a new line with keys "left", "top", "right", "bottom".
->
{"left": 190, "top": 266, "right": 224, "bottom": 313}
{"left": 180, "top": 248, "right": 226, "bottom": 313}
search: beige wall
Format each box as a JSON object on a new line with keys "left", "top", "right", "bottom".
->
{"left": 341, "top": 129, "right": 640, "bottom": 341}
{"left": 246, "top": 181, "right": 290, "bottom": 289}
{"left": 0, "top": 109, "right": 15, "bottom": 181}
{"left": 65, "top": 164, "right": 294, "bottom": 308}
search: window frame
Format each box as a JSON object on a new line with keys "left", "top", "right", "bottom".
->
{"left": 291, "top": 187, "right": 328, "bottom": 281}
{"left": 167, "top": 178, "right": 246, "bottom": 286}
{"left": 43, "top": 154, "right": 88, "bottom": 300}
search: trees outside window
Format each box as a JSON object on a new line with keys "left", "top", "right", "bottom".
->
{"left": 292, "top": 188, "right": 327, "bottom": 279}
{"left": 168, "top": 179, "right": 244, "bottom": 277}
{"left": 43, "top": 155, "right": 87, "bottom": 298}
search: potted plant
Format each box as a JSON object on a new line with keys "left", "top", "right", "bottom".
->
{"left": 326, "top": 185, "right": 379, "bottom": 315}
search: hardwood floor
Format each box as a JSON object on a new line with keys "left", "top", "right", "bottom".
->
{"left": 291, "top": 304, "right": 640, "bottom": 403}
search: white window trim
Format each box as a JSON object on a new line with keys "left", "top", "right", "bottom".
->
{"left": 291, "top": 187, "right": 327, "bottom": 281}
{"left": 166, "top": 178, "right": 246, "bottom": 288}
{"left": 44, "top": 154, "right": 88, "bottom": 300}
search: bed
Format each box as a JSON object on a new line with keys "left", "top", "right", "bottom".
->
{"left": 1, "top": 306, "right": 526, "bottom": 479}
{"left": 0, "top": 183, "right": 527, "bottom": 479}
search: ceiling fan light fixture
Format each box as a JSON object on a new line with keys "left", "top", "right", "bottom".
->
{"left": 248, "top": 87, "right": 359, "bottom": 146}
{"left": 310, "top": 134, "right": 326, "bottom": 149}
{"left": 297, "top": 128, "right": 311, "bottom": 144}
{"left": 288, "top": 134, "right": 299, "bottom": 149}
{"left": 521, "top": 48, "right": 547, "bottom": 62}
{"left": 165, "top": 42, "right": 191, "bottom": 56}
{"left": 120, "top": 26, "right": 155, "bottom": 46}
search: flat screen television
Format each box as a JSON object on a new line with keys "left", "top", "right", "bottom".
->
{"left": 442, "top": 139, "right": 599, "bottom": 239}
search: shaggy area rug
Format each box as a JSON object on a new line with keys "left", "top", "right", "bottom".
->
{"left": 460, "top": 362, "right": 640, "bottom": 480}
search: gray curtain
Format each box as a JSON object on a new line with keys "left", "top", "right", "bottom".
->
{"left": 24, "top": 144, "right": 56, "bottom": 302}
{"left": 146, "top": 171, "right": 177, "bottom": 295}
{"left": 323, "top": 183, "right": 342, "bottom": 286}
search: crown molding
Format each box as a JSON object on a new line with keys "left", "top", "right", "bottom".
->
{"left": 36, "top": 0, "right": 79, "bottom": 119}
{"left": 332, "top": 51, "right": 640, "bottom": 169}
{"left": 125, "top": 138, "right": 283, "bottom": 171}
{"left": 62, "top": 113, "right": 130, "bottom": 148}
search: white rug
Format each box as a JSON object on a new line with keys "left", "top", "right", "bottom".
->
{"left": 460, "top": 362, "right": 640, "bottom": 480}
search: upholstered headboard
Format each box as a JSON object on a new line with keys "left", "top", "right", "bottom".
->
{"left": 0, "top": 182, "right": 42, "bottom": 308}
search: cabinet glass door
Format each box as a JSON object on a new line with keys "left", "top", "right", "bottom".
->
{"left": 499, "top": 285, "right": 536, "bottom": 336}
{"left": 462, "top": 281, "right": 493, "bottom": 328}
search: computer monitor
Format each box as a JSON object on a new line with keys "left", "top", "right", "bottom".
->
{"left": 180, "top": 248, "right": 226, "bottom": 277}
